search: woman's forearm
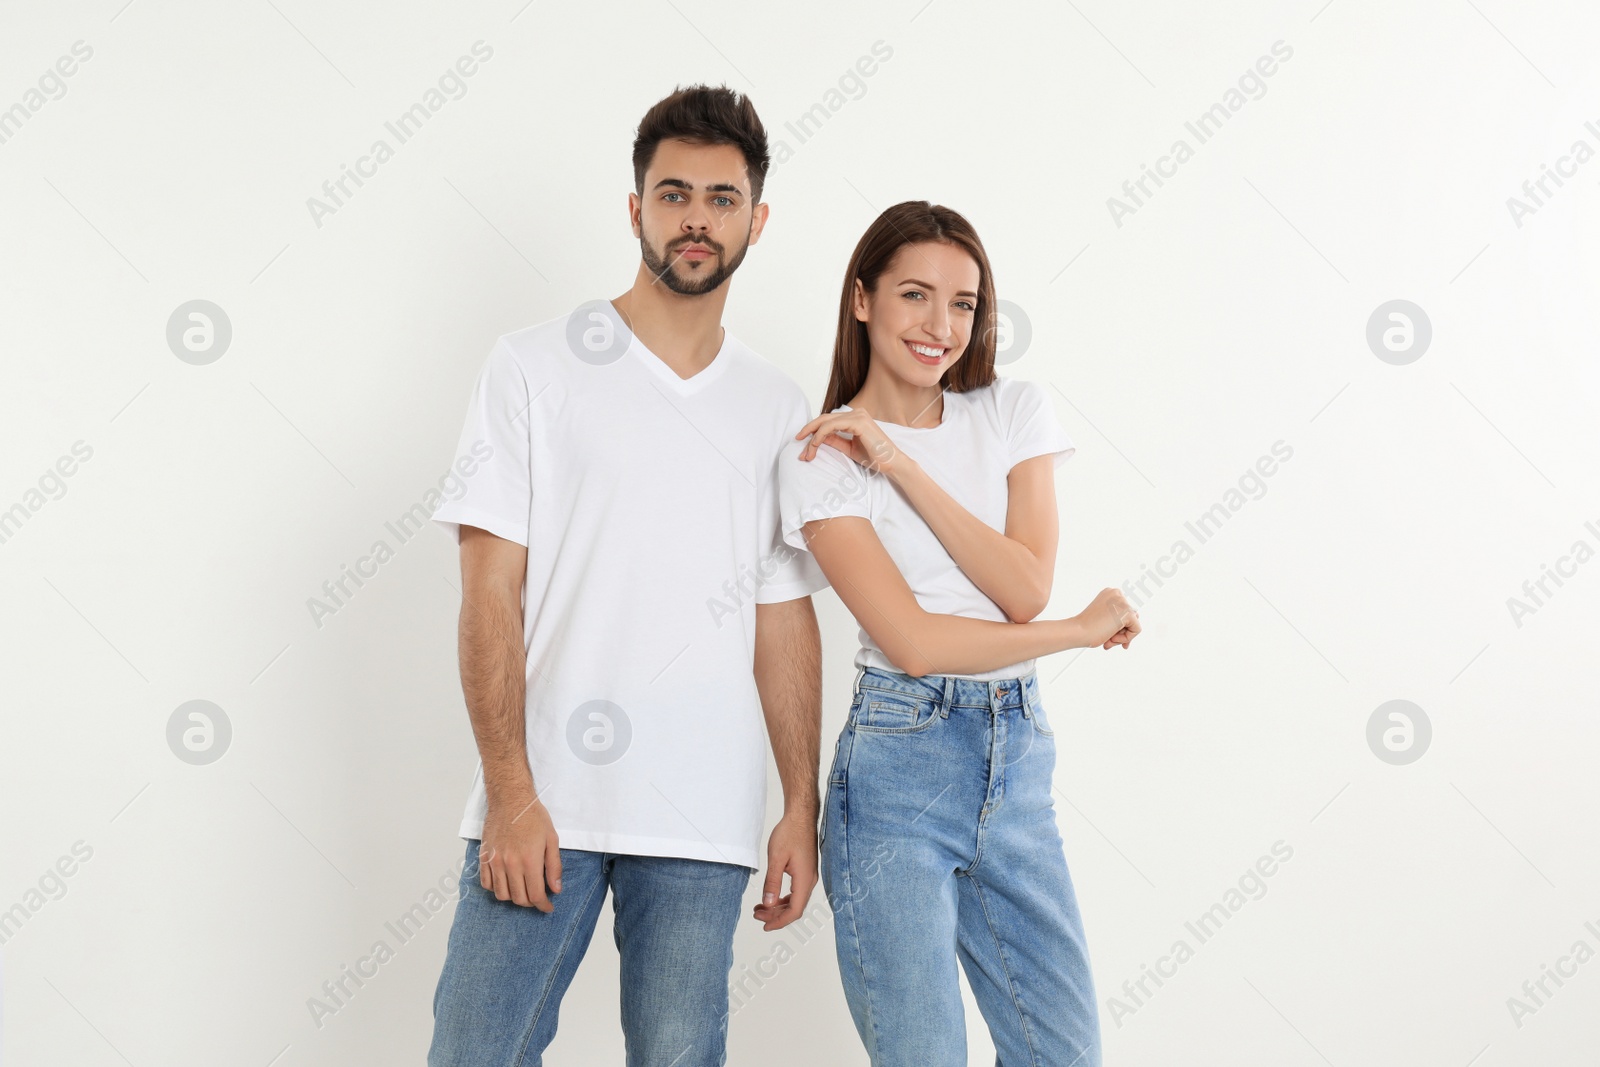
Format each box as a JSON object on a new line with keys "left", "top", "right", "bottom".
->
{"left": 908, "top": 612, "right": 1087, "bottom": 676}
{"left": 806, "top": 515, "right": 1110, "bottom": 679}
{"left": 883, "top": 608, "right": 1090, "bottom": 678}
{"left": 889, "top": 458, "right": 1049, "bottom": 622}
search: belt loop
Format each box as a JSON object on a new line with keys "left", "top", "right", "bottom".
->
{"left": 941, "top": 673, "right": 954, "bottom": 717}
{"left": 852, "top": 663, "right": 865, "bottom": 696}
{"left": 1020, "top": 670, "right": 1036, "bottom": 719}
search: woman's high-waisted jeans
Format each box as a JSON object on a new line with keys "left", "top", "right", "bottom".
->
{"left": 820, "top": 666, "right": 1101, "bottom": 1067}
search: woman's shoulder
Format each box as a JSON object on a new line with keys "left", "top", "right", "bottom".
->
{"left": 980, "top": 374, "right": 1045, "bottom": 398}
{"left": 957, "top": 374, "right": 1030, "bottom": 397}
{"left": 954, "top": 375, "right": 1041, "bottom": 416}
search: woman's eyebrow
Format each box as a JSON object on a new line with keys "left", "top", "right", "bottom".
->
{"left": 897, "top": 276, "right": 978, "bottom": 299}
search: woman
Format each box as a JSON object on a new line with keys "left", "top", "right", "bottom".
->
{"left": 777, "top": 201, "right": 1139, "bottom": 1067}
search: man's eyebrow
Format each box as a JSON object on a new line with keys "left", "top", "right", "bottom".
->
{"left": 898, "top": 277, "right": 979, "bottom": 299}
{"left": 651, "top": 178, "right": 746, "bottom": 197}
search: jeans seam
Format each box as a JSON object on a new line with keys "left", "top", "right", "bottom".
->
{"left": 968, "top": 873, "right": 1043, "bottom": 1067}
{"left": 1024, "top": 685, "right": 1054, "bottom": 737}
{"left": 512, "top": 864, "right": 608, "bottom": 1067}
{"left": 836, "top": 783, "right": 882, "bottom": 1059}
{"left": 836, "top": 722, "right": 857, "bottom": 785}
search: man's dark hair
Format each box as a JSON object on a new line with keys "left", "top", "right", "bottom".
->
{"left": 632, "top": 85, "right": 771, "bottom": 204}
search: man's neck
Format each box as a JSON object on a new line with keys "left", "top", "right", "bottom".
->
{"left": 612, "top": 265, "right": 729, "bottom": 377}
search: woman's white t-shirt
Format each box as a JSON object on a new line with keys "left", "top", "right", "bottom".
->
{"left": 776, "top": 377, "right": 1075, "bottom": 681}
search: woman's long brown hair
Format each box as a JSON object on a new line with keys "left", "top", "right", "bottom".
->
{"left": 820, "top": 201, "right": 999, "bottom": 415}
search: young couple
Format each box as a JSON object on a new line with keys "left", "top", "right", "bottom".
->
{"left": 426, "top": 84, "right": 1139, "bottom": 1067}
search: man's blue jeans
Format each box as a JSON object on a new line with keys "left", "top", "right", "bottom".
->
{"left": 820, "top": 666, "right": 1102, "bottom": 1067}
{"left": 428, "top": 840, "right": 752, "bottom": 1066}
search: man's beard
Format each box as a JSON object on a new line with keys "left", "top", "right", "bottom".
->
{"left": 640, "top": 231, "right": 749, "bottom": 295}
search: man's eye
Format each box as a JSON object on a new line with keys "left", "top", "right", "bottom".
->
{"left": 714, "top": 196, "right": 734, "bottom": 207}
{"left": 663, "top": 192, "right": 684, "bottom": 202}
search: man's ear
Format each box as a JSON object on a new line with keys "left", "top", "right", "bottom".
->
{"left": 627, "top": 191, "right": 642, "bottom": 238}
{"left": 747, "top": 200, "right": 771, "bottom": 246}
{"left": 853, "top": 278, "right": 869, "bottom": 322}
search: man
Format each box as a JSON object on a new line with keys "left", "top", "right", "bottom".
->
{"left": 427, "top": 85, "right": 827, "bottom": 1066}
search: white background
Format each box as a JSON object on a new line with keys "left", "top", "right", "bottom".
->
{"left": 2, "top": 1, "right": 1598, "bottom": 1064}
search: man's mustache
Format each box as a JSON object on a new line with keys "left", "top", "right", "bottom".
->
{"left": 671, "top": 238, "right": 722, "bottom": 255}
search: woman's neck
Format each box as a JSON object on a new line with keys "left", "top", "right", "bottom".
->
{"left": 850, "top": 369, "right": 946, "bottom": 428}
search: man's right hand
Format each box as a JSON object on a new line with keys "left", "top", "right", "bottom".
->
{"left": 479, "top": 789, "right": 563, "bottom": 911}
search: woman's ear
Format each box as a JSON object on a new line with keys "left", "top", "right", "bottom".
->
{"left": 852, "top": 278, "right": 869, "bottom": 322}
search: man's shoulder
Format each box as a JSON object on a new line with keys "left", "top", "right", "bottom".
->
{"left": 478, "top": 303, "right": 638, "bottom": 387}
{"left": 495, "top": 308, "right": 583, "bottom": 365}
{"left": 722, "top": 334, "right": 810, "bottom": 412}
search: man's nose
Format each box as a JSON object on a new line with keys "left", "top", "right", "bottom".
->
{"left": 681, "top": 205, "right": 713, "bottom": 235}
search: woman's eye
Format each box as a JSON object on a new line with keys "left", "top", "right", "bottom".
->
{"left": 955, "top": 300, "right": 975, "bottom": 311}
{"left": 902, "top": 290, "right": 925, "bottom": 301}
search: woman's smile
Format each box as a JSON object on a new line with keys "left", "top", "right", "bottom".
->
{"left": 905, "top": 339, "right": 948, "bottom": 364}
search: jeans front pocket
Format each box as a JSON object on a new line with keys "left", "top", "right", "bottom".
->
{"left": 853, "top": 690, "right": 941, "bottom": 733}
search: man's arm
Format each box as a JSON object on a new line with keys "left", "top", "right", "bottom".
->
{"left": 751, "top": 594, "right": 822, "bottom": 932}
{"left": 457, "top": 524, "right": 562, "bottom": 911}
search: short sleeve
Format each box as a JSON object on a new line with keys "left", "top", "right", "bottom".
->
{"left": 776, "top": 435, "right": 873, "bottom": 557}
{"left": 752, "top": 389, "right": 832, "bottom": 604}
{"left": 431, "top": 338, "right": 533, "bottom": 546}
{"left": 1003, "top": 378, "right": 1075, "bottom": 470}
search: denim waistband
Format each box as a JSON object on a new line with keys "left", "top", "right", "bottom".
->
{"left": 852, "top": 664, "right": 1039, "bottom": 712}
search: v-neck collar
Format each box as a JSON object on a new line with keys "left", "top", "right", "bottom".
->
{"left": 614, "top": 301, "right": 734, "bottom": 396}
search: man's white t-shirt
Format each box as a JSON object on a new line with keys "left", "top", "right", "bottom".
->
{"left": 432, "top": 301, "right": 827, "bottom": 870}
{"left": 776, "top": 378, "right": 1075, "bottom": 681}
